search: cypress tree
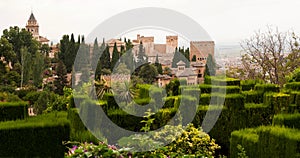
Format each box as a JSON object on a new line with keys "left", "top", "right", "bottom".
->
{"left": 204, "top": 54, "right": 216, "bottom": 76}
{"left": 111, "top": 42, "right": 119, "bottom": 70}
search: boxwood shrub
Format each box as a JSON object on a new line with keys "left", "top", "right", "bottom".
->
{"left": 230, "top": 126, "right": 300, "bottom": 158}
{"left": 242, "top": 90, "right": 264, "bottom": 103}
{"left": 273, "top": 113, "right": 300, "bottom": 129}
{"left": 285, "top": 82, "right": 300, "bottom": 91}
{"left": 254, "top": 84, "right": 280, "bottom": 93}
{"left": 0, "top": 112, "right": 70, "bottom": 157}
{"left": 0, "top": 101, "right": 28, "bottom": 121}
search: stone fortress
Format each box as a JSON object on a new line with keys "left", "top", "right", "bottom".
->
{"left": 24, "top": 12, "right": 215, "bottom": 85}
{"left": 105, "top": 34, "right": 215, "bottom": 85}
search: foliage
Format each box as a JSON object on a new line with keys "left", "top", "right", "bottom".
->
{"left": 54, "top": 60, "right": 68, "bottom": 95}
{"left": 138, "top": 63, "right": 158, "bottom": 84}
{"left": 0, "top": 112, "right": 70, "bottom": 157}
{"left": 65, "top": 142, "right": 127, "bottom": 158}
{"left": 166, "top": 78, "right": 180, "bottom": 96}
{"left": 0, "top": 101, "right": 28, "bottom": 121}
{"left": 285, "top": 82, "right": 300, "bottom": 91}
{"left": 230, "top": 126, "right": 300, "bottom": 158}
{"left": 204, "top": 54, "right": 216, "bottom": 76}
{"left": 272, "top": 113, "right": 300, "bottom": 129}
{"left": 287, "top": 67, "right": 300, "bottom": 82}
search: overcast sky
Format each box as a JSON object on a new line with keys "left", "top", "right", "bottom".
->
{"left": 1, "top": 0, "right": 300, "bottom": 46}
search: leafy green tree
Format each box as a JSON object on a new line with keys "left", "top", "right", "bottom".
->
{"left": 111, "top": 42, "right": 120, "bottom": 70}
{"left": 204, "top": 54, "right": 216, "bottom": 76}
{"left": 0, "top": 37, "right": 15, "bottom": 62}
{"left": 138, "top": 64, "right": 158, "bottom": 84}
{"left": 74, "top": 37, "right": 90, "bottom": 72}
{"left": 54, "top": 60, "right": 68, "bottom": 95}
{"left": 20, "top": 47, "right": 32, "bottom": 88}
{"left": 1, "top": 26, "right": 39, "bottom": 64}
{"left": 32, "top": 51, "right": 45, "bottom": 87}
{"left": 287, "top": 67, "right": 300, "bottom": 82}
{"left": 40, "top": 44, "right": 50, "bottom": 57}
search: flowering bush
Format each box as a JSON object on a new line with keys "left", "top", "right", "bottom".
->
{"left": 65, "top": 141, "right": 129, "bottom": 158}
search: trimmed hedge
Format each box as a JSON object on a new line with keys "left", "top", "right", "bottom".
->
{"left": 223, "top": 94, "right": 245, "bottom": 110}
{"left": 264, "top": 93, "right": 290, "bottom": 114}
{"left": 163, "top": 96, "right": 177, "bottom": 108}
{"left": 254, "top": 84, "right": 280, "bottom": 93}
{"left": 273, "top": 113, "right": 300, "bottom": 129}
{"left": 241, "top": 79, "right": 257, "bottom": 91}
{"left": 0, "top": 112, "right": 70, "bottom": 157}
{"left": 285, "top": 82, "right": 300, "bottom": 91}
{"left": 137, "top": 84, "right": 151, "bottom": 99}
{"left": 242, "top": 90, "right": 264, "bottom": 104}
{"left": 230, "top": 126, "right": 300, "bottom": 158}
{"left": 0, "top": 102, "right": 28, "bottom": 121}
{"left": 199, "top": 85, "right": 240, "bottom": 94}
{"left": 204, "top": 76, "right": 240, "bottom": 86}
{"left": 68, "top": 108, "right": 99, "bottom": 143}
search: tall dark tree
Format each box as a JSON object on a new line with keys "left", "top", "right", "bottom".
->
{"left": 111, "top": 42, "right": 120, "bottom": 70}
{"left": 204, "top": 54, "right": 216, "bottom": 76}
{"left": 136, "top": 42, "right": 148, "bottom": 67}
{"left": 172, "top": 48, "right": 189, "bottom": 68}
{"left": 191, "top": 55, "right": 197, "bottom": 62}
{"left": 154, "top": 54, "right": 163, "bottom": 74}
{"left": 100, "top": 44, "right": 111, "bottom": 70}
{"left": 54, "top": 60, "right": 68, "bottom": 95}
{"left": 32, "top": 51, "right": 45, "bottom": 87}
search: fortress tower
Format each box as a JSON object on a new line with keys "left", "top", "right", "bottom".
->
{"left": 26, "top": 12, "right": 39, "bottom": 39}
{"left": 166, "top": 36, "right": 178, "bottom": 54}
{"left": 190, "top": 41, "right": 215, "bottom": 62}
{"left": 25, "top": 12, "right": 49, "bottom": 45}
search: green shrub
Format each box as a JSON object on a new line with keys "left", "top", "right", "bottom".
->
{"left": 264, "top": 93, "right": 290, "bottom": 113}
{"left": 242, "top": 90, "right": 264, "bottom": 103}
{"left": 285, "top": 82, "right": 300, "bottom": 91}
{"left": 223, "top": 94, "right": 245, "bottom": 110}
{"left": 226, "top": 86, "right": 241, "bottom": 94}
{"left": 230, "top": 126, "right": 300, "bottom": 158}
{"left": 0, "top": 101, "right": 28, "bottom": 121}
{"left": 199, "top": 93, "right": 211, "bottom": 105}
{"left": 163, "top": 96, "right": 177, "bottom": 108}
{"left": 199, "top": 84, "right": 212, "bottom": 93}
{"left": 137, "top": 84, "right": 151, "bottom": 99}
{"left": 254, "top": 84, "right": 280, "bottom": 93}
{"left": 241, "top": 79, "right": 257, "bottom": 91}
{"left": 0, "top": 112, "right": 70, "bottom": 157}
{"left": 273, "top": 113, "right": 300, "bottom": 129}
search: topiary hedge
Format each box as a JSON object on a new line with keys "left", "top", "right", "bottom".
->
{"left": 272, "top": 113, "right": 300, "bottom": 129}
{"left": 264, "top": 93, "right": 290, "bottom": 114}
{"left": 230, "top": 126, "right": 300, "bottom": 158}
{"left": 0, "top": 112, "right": 70, "bottom": 157}
{"left": 0, "top": 101, "right": 28, "bottom": 121}
{"left": 285, "top": 82, "right": 300, "bottom": 91}
{"left": 242, "top": 90, "right": 264, "bottom": 104}
{"left": 254, "top": 84, "right": 280, "bottom": 93}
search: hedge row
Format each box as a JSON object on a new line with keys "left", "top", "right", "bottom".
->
{"left": 242, "top": 90, "right": 264, "bottom": 104}
{"left": 199, "top": 93, "right": 245, "bottom": 109}
{"left": 240, "top": 80, "right": 257, "bottom": 91}
{"left": 204, "top": 76, "right": 240, "bottom": 86}
{"left": 263, "top": 93, "right": 290, "bottom": 114}
{"left": 192, "top": 103, "right": 273, "bottom": 155}
{"left": 199, "top": 84, "right": 240, "bottom": 94}
{"left": 285, "top": 82, "right": 300, "bottom": 91}
{"left": 0, "top": 112, "right": 70, "bottom": 157}
{"left": 68, "top": 108, "right": 102, "bottom": 143}
{"left": 272, "top": 113, "right": 300, "bottom": 129}
{"left": 230, "top": 126, "right": 300, "bottom": 158}
{"left": 0, "top": 101, "right": 28, "bottom": 121}
{"left": 254, "top": 84, "right": 280, "bottom": 93}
